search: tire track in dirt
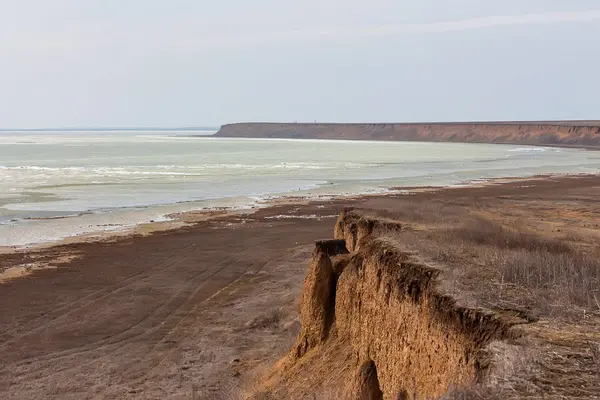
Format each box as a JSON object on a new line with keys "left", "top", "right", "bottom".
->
{"left": 127, "top": 258, "right": 269, "bottom": 384}
{"left": 0, "top": 213, "right": 340, "bottom": 399}
{"left": 0, "top": 243, "right": 199, "bottom": 343}
{"left": 2, "top": 253, "right": 237, "bottom": 371}
{"left": 11, "top": 256, "right": 255, "bottom": 387}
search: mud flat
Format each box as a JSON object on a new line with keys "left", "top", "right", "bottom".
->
{"left": 1, "top": 175, "right": 600, "bottom": 399}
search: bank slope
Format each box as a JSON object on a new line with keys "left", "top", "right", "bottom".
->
{"left": 215, "top": 122, "right": 600, "bottom": 147}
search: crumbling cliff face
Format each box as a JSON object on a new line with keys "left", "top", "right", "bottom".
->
{"left": 215, "top": 122, "right": 600, "bottom": 147}
{"left": 275, "top": 210, "right": 519, "bottom": 400}
{"left": 334, "top": 208, "right": 403, "bottom": 253}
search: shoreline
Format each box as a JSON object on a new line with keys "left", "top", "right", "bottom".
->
{"left": 0, "top": 173, "right": 542, "bottom": 256}
{"left": 0, "top": 171, "right": 594, "bottom": 266}
{"left": 3, "top": 136, "right": 598, "bottom": 251}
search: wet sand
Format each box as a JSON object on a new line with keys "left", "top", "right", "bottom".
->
{"left": 1, "top": 174, "right": 600, "bottom": 399}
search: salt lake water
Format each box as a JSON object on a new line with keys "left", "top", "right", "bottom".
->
{"left": 2, "top": 130, "right": 600, "bottom": 246}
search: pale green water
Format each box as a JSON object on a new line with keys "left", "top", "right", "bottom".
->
{"left": 1, "top": 130, "right": 600, "bottom": 246}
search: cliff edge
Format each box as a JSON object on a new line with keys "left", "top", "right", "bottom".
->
{"left": 241, "top": 180, "right": 600, "bottom": 400}
{"left": 256, "top": 210, "right": 529, "bottom": 400}
{"left": 215, "top": 121, "right": 600, "bottom": 147}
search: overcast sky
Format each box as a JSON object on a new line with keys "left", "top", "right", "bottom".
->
{"left": 1, "top": 1, "right": 599, "bottom": 128}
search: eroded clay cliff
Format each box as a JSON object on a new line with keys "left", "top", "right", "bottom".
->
{"left": 263, "top": 210, "right": 524, "bottom": 400}
{"left": 215, "top": 121, "right": 600, "bottom": 147}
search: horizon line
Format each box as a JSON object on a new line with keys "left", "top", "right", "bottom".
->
{"left": 0, "top": 126, "right": 220, "bottom": 132}
{"left": 3, "top": 119, "right": 600, "bottom": 131}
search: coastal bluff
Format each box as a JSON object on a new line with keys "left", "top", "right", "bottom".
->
{"left": 214, "top": 121, "right": 600, "bottom": 147}
{"left": 259, "top": 209, "right": 523, "bottom": 399}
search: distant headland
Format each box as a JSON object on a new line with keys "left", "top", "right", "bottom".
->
{"left": 214, "top": 121, "right": 600, "bottom": 148}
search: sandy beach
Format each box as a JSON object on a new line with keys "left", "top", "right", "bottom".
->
{"left": 1, "top": 174, "right": 600, "bottom": 398}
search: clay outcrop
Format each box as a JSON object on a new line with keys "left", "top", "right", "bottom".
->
{"left": 215, "top": 121, "right": 600, "bottom": 148}
{"left": 334, "top": 208, "right": 402, "bottom": 252}
{"left": 275, "top": 211, "right": 519, "bottom": 399}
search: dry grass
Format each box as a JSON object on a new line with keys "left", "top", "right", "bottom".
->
{"left": 390, "top": 214, "right": 600, "bottom": 317}
{"left": 369, "top": 196, "right": 600, "bottom": 398}
{"left": 496, "top": 249, "right": 600, "bottom": 312}
{"left": 589, "top": 341, "right": 600, "bottom": 375}
{"left": 245, "top": 308, "right": 283, "bottom": 330}
{"left": 363, "top": 198, "right": 476, "bottom": 229}
{"left": 447, "top": 219, "right": 600, "bottom": 315}
{"left": 446, "top": 217, "right": 572, "bottom": 254}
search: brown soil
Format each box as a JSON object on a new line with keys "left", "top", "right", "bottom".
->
{"left": 0, "top": 205, "right": 343, "bottom": 399}
{"left": 2, "top": 175, "right": 600, "bottom": 399}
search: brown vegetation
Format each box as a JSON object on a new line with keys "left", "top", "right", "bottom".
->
{"left": 397, "top": 207, "right": 600, "bottom": 319}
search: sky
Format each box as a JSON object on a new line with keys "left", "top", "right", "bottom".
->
{"left": 1, "top": 1, "right": 599, "bottom": 128}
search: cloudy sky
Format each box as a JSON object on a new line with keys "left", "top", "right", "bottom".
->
{"left": 1, "top": 1, "right": 599, "bottom": 128}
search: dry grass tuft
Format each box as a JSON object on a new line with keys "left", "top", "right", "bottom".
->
{"left": 245, "top": 308, "right": 283, "bottom": 330}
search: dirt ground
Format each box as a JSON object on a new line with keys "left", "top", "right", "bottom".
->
{"left": 0, "top": 203, "right": 343, "bottom": 399}
{"left": 1, "top": 175, "right": 600, "bottom": 399}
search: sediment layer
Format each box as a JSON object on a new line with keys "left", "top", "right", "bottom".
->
{"left": 279, "top": 210, "right": 522, "bottom": 399}
{"left": 215, "top": 121, "right": 600, "bottom": 147}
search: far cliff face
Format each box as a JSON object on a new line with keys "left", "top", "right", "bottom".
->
{"left": 214, "top": 122, "right": 600, "bottom": 147}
